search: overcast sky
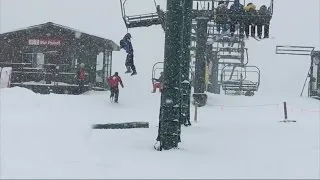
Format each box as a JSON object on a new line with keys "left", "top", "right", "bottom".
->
{"left": 1, "top": 0, "right": 318, "bottom": 45}
{"left": 0, "top": 0, "right": 319, "bottom": 72}
{"left": 0, "top": 0, "right": 166, "bottom": 40}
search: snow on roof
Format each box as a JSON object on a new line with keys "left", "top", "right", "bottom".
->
{"left": 0, "top": 22, "right": 120, "bottom": 51}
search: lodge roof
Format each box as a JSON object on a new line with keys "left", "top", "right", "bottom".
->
{"left": 0, "top": 22, "right": 120, "bottom": 51}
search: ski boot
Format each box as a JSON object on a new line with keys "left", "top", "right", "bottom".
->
{"left": 125, "top": 66, "right": 132, "bottom": 73}
{"left": 131, "top": 71, "right": 137, "bottom": 76}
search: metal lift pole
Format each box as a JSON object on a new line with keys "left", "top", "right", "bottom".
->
{"left": 180, "top": 0, "right": 193, "bottom": 126}
{"left": 193, "top": 17, "right": 209, "bottom": 106}
{"left": 308, "top": 58, "right": 315, "bottom": 97}
{"left": 157, "top": 0, "right": 184, "bottom": 150}
{"left": 211, "top": 50, "right": 220, "bottom": 94}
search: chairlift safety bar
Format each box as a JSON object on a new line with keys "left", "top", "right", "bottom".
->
{"left": 276, "top": 45, "right": 315, "bottom": 56}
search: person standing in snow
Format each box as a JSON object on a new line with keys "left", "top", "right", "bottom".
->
{"left": 53, "top": 65, "right": 60, "bottom": 86}
{"left": 120, "top": 33, "right": 137, "bottom": 76}
{"left": 107, "top": 72, "right": 124, "bottom": 103}
{"left": 76, "top": 63, "right": 86, "bottom": 94}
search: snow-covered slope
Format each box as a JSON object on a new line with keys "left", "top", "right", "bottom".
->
{"left": 1, "top": 0, "right": 319, "bottom": 179}
{"left": 1, "top": 87, "right": 319, "bottom": 179}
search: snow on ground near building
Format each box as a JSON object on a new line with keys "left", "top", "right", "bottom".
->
{"left": 0, "top": 85, "right": 319, "bottom": 179}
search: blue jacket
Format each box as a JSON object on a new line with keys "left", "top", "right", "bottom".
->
{"left": 120, "top": 38, "right": 133, "bottom": 54}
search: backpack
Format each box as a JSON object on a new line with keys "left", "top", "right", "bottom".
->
{"left": 120, "top": 39, "right": 125, "bottom": 49}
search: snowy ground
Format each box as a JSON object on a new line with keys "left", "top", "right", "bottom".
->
{"left": 1, "top": 0, "right": 320, "bottom": 179}
{"left": 0, "top": 86, "right": 319, "bottom": 179}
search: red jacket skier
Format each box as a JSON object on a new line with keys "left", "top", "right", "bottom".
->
{"left": 107, "top": 72, "right": 124, "bottom": 103}
{"left": 76, "top": 63, "right": 86, "bottom": 94}
{"left": 152, "top": 72, "right": 163, "bottom": 93}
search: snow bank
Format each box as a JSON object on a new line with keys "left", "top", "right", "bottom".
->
{"left": 0, "top": 67, "right": 12, "bottom": 88}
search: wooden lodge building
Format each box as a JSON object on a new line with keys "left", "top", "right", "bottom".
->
{"left": 0, "top": 22, "right": 119, "bottom": 94}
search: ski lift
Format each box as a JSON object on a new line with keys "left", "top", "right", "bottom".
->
{"left": 220, "top": 64, "right": 261, "bottom": 96}
{"left": 151, "top": 61, "right": 195, "bottom": 88}
{"left": 206, "top": 36, "right": 249, "bottom": 65}
{"left": 152, "top": 62, "right": 164, "bottom": 87}
{"left": 217, "top": 46, "right": 249, "bottom": 65}
{"left": 211, "top": 0, "right": 274, "bottom": 39}
{"left": 119, "top": 0, "right": 164, "bottom": 29}
{"left": 276, "top": 45, "right": 320, "bottom": 99}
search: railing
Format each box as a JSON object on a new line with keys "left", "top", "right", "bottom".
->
{"left": 276, "top": 46, "right": 315, "bottom": 56}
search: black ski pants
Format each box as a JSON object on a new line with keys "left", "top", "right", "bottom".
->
{"left": 110, "top": 87, "right": 119, "bottom": 102}
{"left": 257, "top": 23, "right": 270, "bottom": 38}
{"left": 125, "top": 53, "right": 136, "bottom": 72}
{"left": 78, "top": 80, "right": 85, "bottom": 94}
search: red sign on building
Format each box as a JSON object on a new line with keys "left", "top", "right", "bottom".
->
{"left": 28, "top": 39, "right": 62, "bottom": 46}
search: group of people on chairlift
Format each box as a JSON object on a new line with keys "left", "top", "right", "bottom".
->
{"left": 215, "top": 0, "right": 272, "bottom": 39}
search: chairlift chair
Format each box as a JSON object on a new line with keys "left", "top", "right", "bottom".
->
{"left": 152, "top": 62, "right": 164, "bottom": 87}
{"left": 120, "top": 0, "right": 163, "bottom": 29}
{"left": 220, "top": 64, "right": 261, "bottom": 96}
{"left": 151, "top": 61, "right": 194, "bottom": 88}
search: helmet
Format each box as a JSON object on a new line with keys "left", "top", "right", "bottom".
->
{"left": 260, "top": 5, "right": 267, "bottom": 11}
{"left": 125, "top": 33, "right": 131, "bottom": 39}
{"left": 114, "top": 72, "right": 118, "bottom": 76}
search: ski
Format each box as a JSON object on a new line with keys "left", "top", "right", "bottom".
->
{"left": 252, "top": 36, "right": 275, "bottom": 41}
{"left": 252, "top": 37, "right": 261, "bottom": 41}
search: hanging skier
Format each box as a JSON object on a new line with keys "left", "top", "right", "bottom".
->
{"left": 120, "top": 33, "right": 137, "bottom": 76}
{"left": 107, "top": 72, "right": 124, "bottom": 103}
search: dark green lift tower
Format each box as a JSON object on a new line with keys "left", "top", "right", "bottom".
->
{"left": 119, "top": 0, "right": 193, "bottom": 150}
{"left": 157, "top": 0, "right": 184, "bottom": 150}
{"left": 180, "top": 0, "right": 193, "bottom": 126}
